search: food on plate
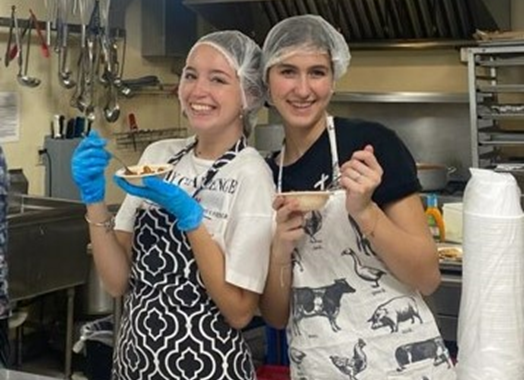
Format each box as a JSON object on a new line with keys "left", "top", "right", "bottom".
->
{"left": 278, "top": 191, "right": 330, "bottom": 212}
{"left": 124, "top": 165, "right": 163, "bottom": 175}
{"left": 141, "top": 165, "right": 153, "bottom": 174}
{"left": 115, "top": 164, "right": 174, "bottom": 186}
{"left": 438, "top": 246, "right": 463, "bottom": 262}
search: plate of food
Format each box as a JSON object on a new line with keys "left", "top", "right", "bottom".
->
{"left": 278, "top": 191, "right": 330, "bottom": 212}
{"left": 115, "top": 164, "right": 174, "bottom": 186}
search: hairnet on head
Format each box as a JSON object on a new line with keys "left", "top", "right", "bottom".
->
{"left": 262, "top": 15, "right": 351, "bottom": 82}
{"left": 179, "top": 30, "right": 265, "bottom": 136}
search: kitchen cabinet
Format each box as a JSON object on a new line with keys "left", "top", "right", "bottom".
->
{"left": 467, "top": 44, "right": 524, "bottom": 171}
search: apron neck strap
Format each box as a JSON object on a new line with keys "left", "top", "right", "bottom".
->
{"left": 167, "top": 136, "right": 248, "bottom": 198}
{"left": 277, "top": 116, "right": 340, "bottom": 192}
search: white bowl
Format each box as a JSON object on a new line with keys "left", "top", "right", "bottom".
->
{"left": 115, "top": 164, "right": 174, "bottom": 186}
{"left": 278, "top": 191, "right": 330, "bottom": 212}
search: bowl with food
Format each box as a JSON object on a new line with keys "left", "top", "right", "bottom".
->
{"left": 437, "top": 245, "right": 463, "bottom": 263}
{"left": 278, "top": 191, "right": 330, "bottom": 212}
{"left": 115, "top": 164, "right": 174, "bottom": 186}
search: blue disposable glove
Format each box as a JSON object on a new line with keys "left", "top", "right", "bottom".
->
{"left": 114, "top": 175, "right": 203, "bottom": 232}
{"left": 71, "top": 130, "right": 111, "bottom": 204}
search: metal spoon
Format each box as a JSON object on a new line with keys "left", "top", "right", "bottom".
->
{"left": 104, "top": 73, "right": 120, "bottom": 122}
{"left": 110, "top": 152, "right": 132, "bottom": 174}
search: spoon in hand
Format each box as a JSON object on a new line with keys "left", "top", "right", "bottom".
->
{"left": 110, "top": 151, "right": 133, "bottom": 175}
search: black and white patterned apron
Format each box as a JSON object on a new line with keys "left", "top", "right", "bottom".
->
{"left": 113, "top": 137, "right": 256, "bottom": 380}
{"left": 278, "top": 117, "right": 456, "bottom": 380}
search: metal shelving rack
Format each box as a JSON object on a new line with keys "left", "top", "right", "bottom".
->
{"left": 114, "top": 128, "right": 188, "bottom": 150}
{"left": 467, "top": 44, "right": 524, "bottom": 171}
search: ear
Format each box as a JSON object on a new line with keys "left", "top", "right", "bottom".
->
{"left": 266, "top": 89, "right": 274, "bottom": 106}
{"left": 330, "top": 81, "right": 336, "bottom": 94}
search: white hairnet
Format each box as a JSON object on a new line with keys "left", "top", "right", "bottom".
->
{"left": 179, "top": 30, "right": 265, "bottom": 136}
{"left": 262, "top": 15, "right": 351, "bottom": 82}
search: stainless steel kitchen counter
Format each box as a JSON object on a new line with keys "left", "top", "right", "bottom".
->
{"left": 8, "top": 195, "right": 89, "bottom": 301}
{"left": 7, "top": 194, "right": 90, "bottom": 379}
{"left": 0, "top": 369, "right": 61, "bottom": 379}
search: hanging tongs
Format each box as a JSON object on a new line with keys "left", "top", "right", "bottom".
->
{"left": 4, "top": 6, "right": 16, "bottom": 67}
{"left": 29, "top": 9, "right": 50, "bottom": 58}
{"left": 6, "top": 10, "right": 50, "bottom": 64}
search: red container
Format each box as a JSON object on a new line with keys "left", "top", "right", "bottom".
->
{"left": 256, "top": 365, "right": 290, "bottom": 380}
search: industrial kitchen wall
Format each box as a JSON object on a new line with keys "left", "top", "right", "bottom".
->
{"left": 0, "top": 0, "right": 523, "bottom": 204}
{"left": 0, "top": 0, "right": 184, "bottom": 204}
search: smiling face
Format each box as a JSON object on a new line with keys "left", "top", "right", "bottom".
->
{"left": 179, "top": 44, "right": 244, "bottom": 136}
{"left": 267, "top": 51, "right": 335, "bottom": 132}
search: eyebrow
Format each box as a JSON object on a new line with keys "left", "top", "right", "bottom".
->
{"left": 276, "top": 63, "right": 329, "bottom": 71}
{"left": 185, "top": 66, "right": 234, "bottom": 79}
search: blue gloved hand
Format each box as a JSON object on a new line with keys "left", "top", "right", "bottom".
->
{"left": 113, "top": 175, "right": 203, "bottom": 232}
{"left": 71, "top": 130, "right": 111, "bottom": 204}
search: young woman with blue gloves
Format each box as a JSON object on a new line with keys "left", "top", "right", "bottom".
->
{"left": 71, "top": 30, "right": 275, "bottom": 380}
{"left": 259, "top": 15, "right": 456, "bottom": 380}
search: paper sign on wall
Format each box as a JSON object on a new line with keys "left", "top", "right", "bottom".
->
{"left": 0, "top": 92, "right": 19, "bottom": 143}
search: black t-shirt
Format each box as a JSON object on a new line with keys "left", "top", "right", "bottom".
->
{"left": 266, "top": 117, "right": 421, "bottom": 207}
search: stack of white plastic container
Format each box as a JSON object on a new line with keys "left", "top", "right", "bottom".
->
{"left": 457, "top": 168, "right": 524, "bottom": 380}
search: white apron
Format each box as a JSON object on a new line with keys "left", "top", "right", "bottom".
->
{"left": 280, "top": 117, "right": 456, "bottom": 380}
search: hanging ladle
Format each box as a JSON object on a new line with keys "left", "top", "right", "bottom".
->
{"left": 58, "top": 23, "right": 76, "bottom": 89}
{"left": 103, "top": 37, "right": 120, "bottom": 123}
{"left": 14, "top": 9, "right": 41, "bottom": 88}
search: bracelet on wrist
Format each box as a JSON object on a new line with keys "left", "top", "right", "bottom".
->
{"left": 84, "top": 214, "right": 115, "bottom": 232}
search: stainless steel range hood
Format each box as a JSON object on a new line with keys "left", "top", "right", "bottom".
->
{"left": 183, "top": 0, "right": 511, "bottom": 49}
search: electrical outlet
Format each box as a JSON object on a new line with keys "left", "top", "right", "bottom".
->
{"left": 37, "top": 148, "right": 47, "bottom": 166}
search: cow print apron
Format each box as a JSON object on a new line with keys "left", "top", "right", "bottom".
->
{"left": 113, "top": 137, "right": 256, "bottom": 380}
{"left": 279, "top": 117, "right": 456, "bottom": 380}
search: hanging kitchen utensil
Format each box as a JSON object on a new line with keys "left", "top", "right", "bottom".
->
{"left": 56, "top": 0, "right": 76, "bottom": 89}
{"left": 58, "top": 22, "right": 76, "bottom": 88}
{"left": 14, "top": 10, "right": 41, "bottom": 88}
{"left": 78, "top": 0, "right": 95, "bottom": 48}
{"left": 8, "top": 22, "right": 29, "bottom": 63}
{"left": 4, "top": 6, "right": 16, "bottom": 68}
{"left": 21, "top": 14, "right": 42, "bottom": 87}
{"left": 103, "top": 80, "right": 120, "bottom": 123}
{"left": 29, "top": 9, "right": 50, "bottom": 58}
{"left": 8, "top": 10, "right": 49, "bottom": 62}
{"left": 44, "top": 0, "right": 55, "bottom": 48}
{"left": 112, "top": 31, "right": 128, "bottom": 95}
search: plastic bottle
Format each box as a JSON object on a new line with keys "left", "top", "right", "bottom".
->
{"left": 425, "top": 194, "right": 445, "bottom": 242}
